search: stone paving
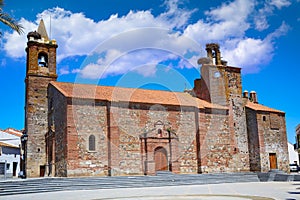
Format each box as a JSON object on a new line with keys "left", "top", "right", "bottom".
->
{"left": 0, "top": 172, "right": 299, "bottom": 200}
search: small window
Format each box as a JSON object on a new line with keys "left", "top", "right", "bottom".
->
{"left": 263, "top": 116, "right": 266, "bottom": 121}
{"left": 89, "top": 135, "right": 96, "bottom": 151}
{"left": 157, "top": 129, "right": 162, "bottom": 137}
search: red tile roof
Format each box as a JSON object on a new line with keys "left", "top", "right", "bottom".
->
{"left": 246, "top": 101, "right": 284, "bottom": 114}
{"left": 50, "top": 82, "right": 228, "bottom": 110}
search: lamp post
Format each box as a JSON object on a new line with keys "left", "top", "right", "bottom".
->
{"left": 167, "top": 128, "right": 172, "bottom": 172}
{"left": 21, "top": 131, "right": 28, "bottom": 179}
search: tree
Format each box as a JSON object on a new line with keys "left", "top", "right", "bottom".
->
{"left": 0, "top": 0, "right": 23, "bottom": 35}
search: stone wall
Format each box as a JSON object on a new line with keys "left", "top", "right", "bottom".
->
{"left": 25, "top": 39, "right": 57, "bottom": 178}
{"left": 106, "top": 103, "right": 200, "bottom": 176}
{"left": 196, "top": 65, "right": 227, "bottom": 106}
{"left": 224, "top": 67, "right": 250, "bottom": 172}
{"left": 246, "top": 108, "right": 261, "bottom": 171}
{"left": 246, "top": 108, "right": 289, "bottom": 172}
{"left": 25, "top": 76, "right": 55, "bottom": 177}
{"left": 47, "top": 86, "right": 68, "bottom": 177}
{"left": 199, "top": 109, "right": 236, "bottom": 173}
{"left": 52, "top": 95, "right": 225, "bottom": 176}
{"left": 66, "top": 99, "right": 109, "bottom": 177}
{"left": 256, "top": 112, "right": 289, "bottom": 172}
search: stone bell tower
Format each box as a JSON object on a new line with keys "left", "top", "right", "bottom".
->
{"left": 24, "top": 19, "right": 58, "bottom": 177}
{"left": 193, "top": 43, "right": 250, "bottom": 172}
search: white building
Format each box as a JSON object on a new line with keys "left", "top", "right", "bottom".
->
{"left": 288, "top": 142, "right": 299, "bottom": 165}
{"left": 0, "top": 129, "right": 22, "bottom": 178}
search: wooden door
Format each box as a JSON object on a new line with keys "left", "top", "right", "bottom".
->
{"left": 40, "top": 165, "right": 45, "bottom": 177}
{"left": 154, "top": 147, "right": 168, "bottom": 171}
{"left": 269, "top": 153, "right": 277, "bottom": 169}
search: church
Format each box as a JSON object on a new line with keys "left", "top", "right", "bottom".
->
{"left": 24, "top": 20, "right": 289, "bottom": 177}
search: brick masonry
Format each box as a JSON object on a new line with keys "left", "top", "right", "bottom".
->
{"left": 25, "top": 37, "right": 289, "bottom": 177}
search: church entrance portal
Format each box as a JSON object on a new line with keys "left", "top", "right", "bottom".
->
{"left": 154, "top": 147, "right": 168, "bottom": 171}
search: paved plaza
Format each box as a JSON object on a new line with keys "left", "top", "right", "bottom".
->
{"left": 0, "top": 182, "right": 299, "bottom": 200}
{"left": 0, "top": 173, "right": 299, "bottom": 200}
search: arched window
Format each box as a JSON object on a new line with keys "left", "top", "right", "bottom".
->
{"left": 88, "top": 135, "right": 96, "bottom": 151}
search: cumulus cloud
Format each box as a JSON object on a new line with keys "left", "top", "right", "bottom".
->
{"left": 78, "top": 27, "right": 202, "bottom": 79}
{"left": 222, "top": 22, "right": 289, "bottom": 73}
{"left": 184, "top": 0, "right": 254, "bottom": 42}
{"left": 3, "top": 18, "right": 37, "bottom": 58}
{"left": 254, "top": 0, "right": 292, "bottom": 31}
{"left": 2, "top": 0, "right": 291, "bottom": 78}
{"left": 269, "top": 0, "right": 291, "bottom": 9}
{"left": 80, "top": 48, "right": 190, "bottom": 79}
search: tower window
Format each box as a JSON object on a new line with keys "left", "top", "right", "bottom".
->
{"left": 89, "top": 135, "right": 96, "bottom": 151}
{"left": 263, "top": 116, "right": 266, "bottom": 121}
{"left": 38, "top": 53, "right": 48, "bottom": 67}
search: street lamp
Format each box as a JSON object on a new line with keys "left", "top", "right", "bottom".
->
{"left": 21, "top": 131, "right": 28, "bottom": 179}
{"left": 167, "top": 128, "right": 172, "bottom": 172}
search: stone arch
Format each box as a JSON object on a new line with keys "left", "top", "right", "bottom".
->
{"left": 38, "top": 51, "right": 48, "bottom": 67}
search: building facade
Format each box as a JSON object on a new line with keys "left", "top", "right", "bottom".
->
{"left": 0, "top": 129, "right": 22, "bottom": 178}
{"left": 24, "top": 21, "right": 289, "bottom": 177}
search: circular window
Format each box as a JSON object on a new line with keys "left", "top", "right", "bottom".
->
{"left": 214, "top": 71, "right": 221, "bottom": 78}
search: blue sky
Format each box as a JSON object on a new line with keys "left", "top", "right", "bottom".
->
{"left": 0, "top": 0, "right": 299, "bottom": 143}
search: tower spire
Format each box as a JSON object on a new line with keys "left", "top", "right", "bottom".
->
{"left": 37, "top": 19, "right": 49, "bottom": 41}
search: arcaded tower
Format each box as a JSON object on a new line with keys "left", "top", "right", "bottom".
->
{"left": 24, "top": 19, "right": 58, "bottom": 177}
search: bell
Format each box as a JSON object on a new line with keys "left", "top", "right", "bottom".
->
{"left": 39, "top": 56, "right": 47, "bottom": 67}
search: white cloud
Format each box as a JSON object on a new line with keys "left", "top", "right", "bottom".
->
{"left": 59, "top": 65, "right": 77, "bottom": 75}
{"left": 205, "top": 0, "right": 254, "bottom": 22}
{"left": 2, "top": 0, "right": 291, "bottom": 78}
{"left": 3, "top": 7, "right": 173, "bottom": 60}
{"left": 222, "top": 22, "right": 289, "bottom": 73}
{"left": 269, "top": 0, "right": 291, "bottom": 9}
{"left": 254, "top": 0, "right": 291, "bottom": 31}
{"left": 0, "top": 59, "right": 6, "bottom": 67}
{"left": 80, "top": 48, "right": 181, "bottom": 79}
{"left": 184, "top": 0, "right": 253, "bottom": 42}
{"left": 222, "top": 38, "right": 273, "bottom": 73}
{"left": 159, "top": 0, "right": 196, "bottom": 29}
{"left": 3, "top": 18, "right": 37, "bottom": 58}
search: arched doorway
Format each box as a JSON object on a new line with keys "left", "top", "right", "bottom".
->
{"left": 154, "top": 147, "right": 168, "bottom": 171}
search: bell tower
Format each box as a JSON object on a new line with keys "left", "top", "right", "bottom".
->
{"left": 24, "top": 19, "right": 58, "bottom": 177}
